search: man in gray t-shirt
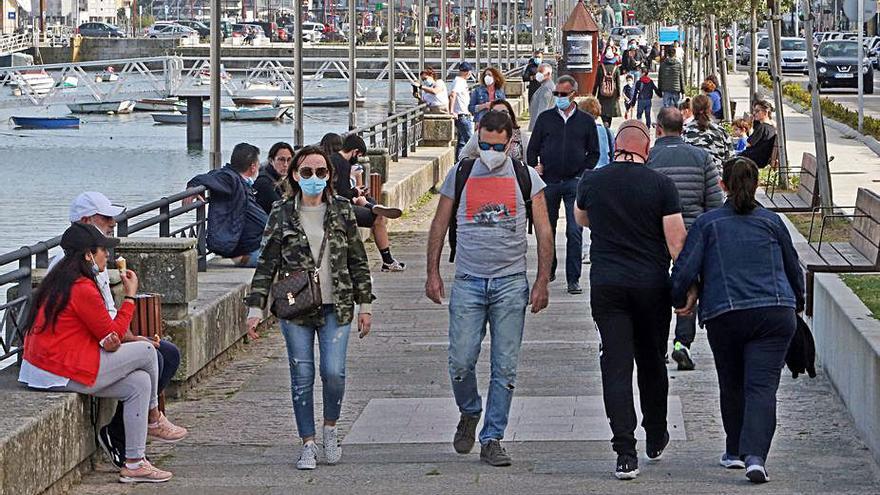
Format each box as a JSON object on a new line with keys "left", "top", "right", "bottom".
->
{"left": 426, "top": 111, "right": 553, "bottom": 467}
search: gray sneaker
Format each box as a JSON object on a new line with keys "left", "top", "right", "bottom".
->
{"left": 296, "top": 441, "right": 318, "bottom": 470}
{"left": 453, "top": 413, "right": 480, "bottom": 454}
{"left": 480, "top": 439, "right": 512, "bottom": 466}
{"left": 323, "top": 426, "right": 342, "bottom": 465}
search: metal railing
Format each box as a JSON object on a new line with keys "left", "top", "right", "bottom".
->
{"left": 349, "top": 103, "right": 427, "bottom": 161}
{"left": 0, "top": 186, "right": 208, "bottom": 362}
{"left": 0, "top": 32, "right": 34, "bottom": 56}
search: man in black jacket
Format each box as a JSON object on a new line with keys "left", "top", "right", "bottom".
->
{"left": 254, "top": 141, "right": 293, "bottom": 214}
{"left": 330, "top": 134, "right": 407, "bottom": 272}
{"left": 527, "top": 75, "right": 601, "bottom": 294}
{"left": 185, "top": 142, "right": 267, "bottom": 267}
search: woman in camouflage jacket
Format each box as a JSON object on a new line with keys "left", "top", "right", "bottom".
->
{"left": 245, "top": 145, "right": 373, "bottom": 471}
{"left": 683, "top": 94, "right": 733, "bottom": 173}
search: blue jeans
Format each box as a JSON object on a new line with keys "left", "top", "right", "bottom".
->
{"left": 543, "top": 177, "right": 583, "bottom": 285}
{"left": 280, "top": 305, "right": 351, "bottom": 439}
{"left": 448, "top": 272, "right": 529, "bottom": 444}
{"left": 637, "top": 99, "right": 653, "bottom": 128}
{"left": 662, "top": 91, "right": 681, "bottom": 108}
{"left": 454, "top": 114, "right": 474, "bottom": 161}
{"left": 235, "top": 247, "right": 261, "bottom": 268}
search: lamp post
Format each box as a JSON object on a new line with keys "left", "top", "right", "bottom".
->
{"left": 348, "top": 0, "right": 357, "bottom": 129}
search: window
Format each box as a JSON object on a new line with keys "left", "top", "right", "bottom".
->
{"left": 781, "top": 39, "right": 806, "bottom": 51}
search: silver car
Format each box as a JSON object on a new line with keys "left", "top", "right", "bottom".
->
{"left": 147, "top": 24, "right": 198, "bottom": 39}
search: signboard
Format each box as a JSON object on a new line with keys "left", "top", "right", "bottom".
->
{"left": 843, "top": 0, "right": 877, "bottom": 21}
{"left": 658, "top": 25, "right": 680, "bottom": 45}
{"left": 565, "top": 33, "right": 593, "bottom": 72}
{"left": 7, "top": 12, "right": 15, "bottom": 20}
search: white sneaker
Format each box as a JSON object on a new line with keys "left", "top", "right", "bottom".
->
{"left": 323, "top": 426, "right": 342, "bottom": 464}
{"left": 296, "top": 441, "right": 318, "bottom": 470}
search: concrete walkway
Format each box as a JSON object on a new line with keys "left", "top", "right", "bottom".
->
{"left": 67, "top": 199, "right": 880, "bottom": 495}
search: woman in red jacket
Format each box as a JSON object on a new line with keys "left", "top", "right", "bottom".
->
{"left": 20, "top": 223, "right": 185, "bottom": 484}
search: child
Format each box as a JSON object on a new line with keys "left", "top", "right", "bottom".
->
{"left": 732, "top": 117, "right": 752, "bottom": 154}
{"left": 623, "top": 74, "right": 636, "bottom": 119}
{"left": 633, "top": 66, "right": 659, "bottom": 127}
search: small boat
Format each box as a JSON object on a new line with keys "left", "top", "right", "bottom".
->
{"left": 11, "top": 116, "right": 80, "bottom": 129}
{"left": 61, "top": 76, "right": 78, "bottom": 88}
{"left": 135, "top": 98, "right": 185, "bottom": 112}
{"left": 95, "top": 67, "right": 119, "bottom": 82}
{"left": 231, "top": 95, "right": 366, "bottom": 108}
{"left": 67, "top": 100, "right": 136, "bottom": 114}
{"left": 10, "top": 71, "right": 55, "bottom": 96}
{"left": 152, "top": 106, "right": 288, "bottom": 124}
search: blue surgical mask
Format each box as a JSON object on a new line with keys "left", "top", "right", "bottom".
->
{"left": 91, "top": 262, "right": 100, "bottom": 275}
{"left": 555, "top": 96, "right": 571, "bottom": 111}
{"left": 299, "top": 176, "right": 327, "bottom": 197}
{"left": 244, "top": 176, "right": 255, "bottom": 187}
{"left": 535, "top": 57, "right": 543, "bottom": 64}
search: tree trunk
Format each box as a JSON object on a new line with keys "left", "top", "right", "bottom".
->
{"left": 802, "top": 0, "right": 833, "bottom": 207}
{"left": 749, "top": 6, "right": 758, "bottom": 104}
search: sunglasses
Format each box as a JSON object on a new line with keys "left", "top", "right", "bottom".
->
{"left": 552, "top": 91, "right": 571, "bottom": 97}
{"left": 298, "top": 167, "right": 329, "bottom": 179}
{"left": 478, "top": 142, "right": 506, "bottom": 152}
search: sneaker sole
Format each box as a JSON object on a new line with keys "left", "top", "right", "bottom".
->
{"left": 372, "top": 206, "right": 403, "bottom": 219}
{"left": 147, "top": 435, "right": 186, "bottom": 444}
{"left": 119, "top": 475, "right": 173, "bottom": 484}
{"left": 615, "top": 469, "right": 640, "bottom": 480}
{"left": 97, "top": 431, "right": 124, "bottom": 468}
{"left": 646, "top": 452, "right": 663, "bottom": 462}
{"left": 454, "top": 443, "right": 475, "bottom": 454}
{"left": 296, "top": 464, "right": 317, "bottom": 470}
{"left": 480, "top": 456, "right": 512, "bottom": 467}
{"left": 746, "top": 466, "right": 769, "bottom": 483}
{"left": 720, "top": 459, "right": 746, "bottom": 469}
{"left": 671, "top": 349, "right": 695, "bottom": 370}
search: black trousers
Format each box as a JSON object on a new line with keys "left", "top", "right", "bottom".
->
{"left": 591, "top": 285, "right": 671, "bottom": 457}
{"left": 706, "top": 307, "right": 796, "bottom": 461}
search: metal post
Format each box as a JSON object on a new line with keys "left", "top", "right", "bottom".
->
{"left": 505, "top": 0, "right": 511, "bottom": 69}
{"left": 749, "top": 6, "right": 758, "bottom": 103}
{"left": 767, "top": 4, "right": 790, "bottom": 183}
{"left": 476, "top": 0, "right": 482, "bottom": 71}
{"left": 294, "top": 0, "right": 304, "bottom": 147}
{"left": 803, "top": 0, "right": 833, "bottom": 208}
{"left": 186, "top": 96, "right": 204, "bottom": 149}
{"left": 419, "top": 0, "right": 426, "bottom": 73}
{"left": 496, "top": 0, "right": 502, "bottom": 66}
{"left": 732, "top": 22, "right": 738, "bottom": 73}
{"left": 389, "top": 0, "right": 397, "bottom": 115}
{"left": 459, "top": 0, "right": 465, "bottom": 64}
{"left": 708, "top": 14, "right": 718, "bottom": 78}
{"left": 441, "top": 0, "right": 448, "bottom": 77}
{"left": 858, "top": 0, "right": 865, "bottom": 132}
{"left": 209, "top": 0, "right": 221, "bottom": 168}
{"left": 348, "top": 0, "right": 357, "bottom": 130}
{"left": 513, "top": 0, "right": 518, "bottom": 67}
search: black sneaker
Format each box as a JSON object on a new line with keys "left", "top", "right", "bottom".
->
{"left": 567, "top": 282, "right": 584, "bottom": 295}
{"left": 745, "top": 455, "right": 769, "bottom": 483}
{"left": 98, "top": 425, "right": 125, "bottom": 468}
{"left": 646, "top": 431, "right": 670, "bottom": 461}
{"left": 453, "top": 413, "right": 480, "bottom": 454}
{"left": 615, "top": 454, "right": 639, "bottom": 480}
{"left": 671, "top": 342, "right": 695, "bottom": 371}
{"left": 480, "top": 439, "right": 512, "bottom": 466}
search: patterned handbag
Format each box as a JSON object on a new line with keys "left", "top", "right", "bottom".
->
{"left": 269, "top": 224, "right": 328, "bottom": 320}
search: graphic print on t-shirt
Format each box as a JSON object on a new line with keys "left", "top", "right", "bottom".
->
{"left": 465, "top": 177, "right": 517, "bottom": 232}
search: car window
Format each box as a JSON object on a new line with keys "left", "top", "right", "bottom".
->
{"left": 625, "top": 28, "right": 642, "bottom": 35}
{"left": 781, "top": 39, "right": 805, "bottom": 51}
{"left": 758, "top": 38, "right": 769, "bottom": 49}
{"left": 819, "top": 42, "right": 859, "bottom": 58}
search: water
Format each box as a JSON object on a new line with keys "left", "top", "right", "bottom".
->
{"left": 0, "top": 80, "right": 418, "bottom": 256}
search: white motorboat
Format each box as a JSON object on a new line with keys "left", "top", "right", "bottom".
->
{"left": 67, "top": 100, "right": 136, "bottom": 114}
{"left": 135, "top": 98, "right": 185, "bottom": 112}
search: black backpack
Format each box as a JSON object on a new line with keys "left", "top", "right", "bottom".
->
{"left": 448, "top": 157, "right": 533, "bottom": 262}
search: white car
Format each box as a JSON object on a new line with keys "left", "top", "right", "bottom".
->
{"left": 147, "top": 24, "right": 198, "bottom": 39}
{"left": 754, "top": 37, "right": 808, "bottom": 73}
{"left": 610, "top": 26, "right": 647, "bottom": 48}
{"left": 300, "top": 22, "right": 324, "bottom": 43}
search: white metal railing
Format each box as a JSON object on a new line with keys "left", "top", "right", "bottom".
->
{"left": 0, "top": 33, "right": 34, "bottom": 56}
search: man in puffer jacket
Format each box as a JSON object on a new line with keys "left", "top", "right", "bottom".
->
{"left": 647, "top": 107, "right": 723, "bottom": 371}
{"left": 657, "top": 46, "right": 686, "bottom": 108}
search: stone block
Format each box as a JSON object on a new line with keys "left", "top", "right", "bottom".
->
{"left": 115, "top": 237, "right": 198, "bottom": 319}
{"left": 421, "top": 114, "right": 455, "bottom": 147}
{"left": 504, "top": 80, "right": 525, "bottom": 98}
{"left": 365, "top": 148, "right": 390, "bottom": 183}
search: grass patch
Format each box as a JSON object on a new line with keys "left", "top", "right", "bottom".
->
{"left": 841, "top": 274, "right": 880, "bottom": 319}
{"left": 785, "top": 213, "right": 851, "bottom": 243}
{"left": 400, "top": 190, "right": 437, "bottom": 219}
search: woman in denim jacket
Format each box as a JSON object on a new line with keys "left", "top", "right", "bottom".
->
{"left": 469, "top": 67, "right": 506, "bottom": 125}
{"left": 245, "top": 146, "right": 373, "bottom": 471}
{"left": 671, "top": 157, "right": 805, "bottom": 484}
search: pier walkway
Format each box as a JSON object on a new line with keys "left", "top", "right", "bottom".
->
{"left": 66, "top": 205, "right": 880, "bottom": 495}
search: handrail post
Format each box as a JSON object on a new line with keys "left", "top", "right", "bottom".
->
{"left": 196, "top": 201, "right": 207, "bottom": 272}
{"left": 400, "top": 114, "right": 408, "bottom": 160}
{"left": 117, "top": 217, "right": 129, "bottom": 237}
{"left": 159, "top": 202, "right": 171, "bottom": 237}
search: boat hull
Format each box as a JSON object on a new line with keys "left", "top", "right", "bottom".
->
{"left": 67, "top": 101, "right": 136, "bottom": 114}
{"left": 152, "top": 107, "right": 288, "bottom": 124}
{"left": 135, "top": 99, "right": 185, "bottom": 112}
{"left": 232, "top": 96, "right": 366, "bottom": 107}
{"left": 12, "top": 116, "right": 80, "bottom": 129}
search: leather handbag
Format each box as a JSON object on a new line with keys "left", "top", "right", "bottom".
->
{"left": 270, "top": 223, "right": 329, "bottom": 320}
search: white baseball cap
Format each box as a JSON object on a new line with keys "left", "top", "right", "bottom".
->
{"left": 68, "top": 192, "right": 126, "bottom": 223}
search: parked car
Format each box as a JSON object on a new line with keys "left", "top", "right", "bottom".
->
{"left": 251, "top": 21, "right": 278, "bottom": 40}
{"left": 736, "top": 32, "right": 768, "bottom": 65}
{"left": 203, "top": 19, "right": 231, "bottom": 38}
{"left": 300, "top": 21, "right": 325, "bottom": 43}
{"left": 755, "top": 36, "right": 807, "bottom": 72}
{"left": 813, "top": 40, "right": 874, "bottom": 94}
{"left": 175, "top": 19, "right": 210, "bottom": 37}
{"left": 77, "top": 22, "right": 124, "bottom": 38}
{"left": 147, "top": 24, "right": 198, "bottom": 39}
{"left": 610, "top": 26, "right": 646, "bottom": 47}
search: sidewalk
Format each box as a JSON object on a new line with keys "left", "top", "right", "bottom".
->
{"left": 725, "top": 72, "right": 880, "bottom": 208}
{"left": 67, "top": 202, "right": 880, "bottom": 495}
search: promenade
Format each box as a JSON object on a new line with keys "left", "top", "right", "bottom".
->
{"left": 66, "top": 197, "right": 880, "bottom": 495}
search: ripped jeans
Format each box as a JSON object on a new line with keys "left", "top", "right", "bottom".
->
{"left": 280, "top": 305, "right": 351, "bottom": 440}
{"left": 448, "top": 272, "right": 529, "bottom": 444}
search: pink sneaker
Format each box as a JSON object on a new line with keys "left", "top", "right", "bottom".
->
{"left": 119, "top": 459, "right": 173, "bottom": 483}
{"left": 147, "top": 413, "right": 188, "bottom": 443}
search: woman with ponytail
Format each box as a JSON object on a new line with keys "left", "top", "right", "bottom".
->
{"left": 670, "top": 157, "right": 805, "bottom": 484}
{"left": 682, "top": 94, "right": 733, "bottom": 172}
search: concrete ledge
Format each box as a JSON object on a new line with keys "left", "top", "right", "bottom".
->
{"left": 812, "top": 273, "right": 880, "bottom": 465}
{"left": 380, "top": 146, "right": 456, "bottom": 212}
{"left": 0, "top": 370, "right": 114, "bottom": 495}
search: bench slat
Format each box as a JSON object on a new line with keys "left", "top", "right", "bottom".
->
{"left": 829, "top": 242, "right": 874, "bottom": 268}
{"left": 852, "top": 188, "right": 880, "bottom": 266}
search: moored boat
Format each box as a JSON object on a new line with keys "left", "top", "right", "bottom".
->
{"left": 10, "top": 71, "right": 55, "bottom": 96}
{"left": 11, "top": 116, "right": 80, "bottom": 129}
{"left": 232, "top": 95, "right": 366, "bottom": 108}
{"left": 152, "top": 106, "right": 289, "bottom": 124}
{"left": 135, "top": 98, "right": 185, "bottom": 112}
{"left": 67, "top": 100, "right": 136, "bottom": 114}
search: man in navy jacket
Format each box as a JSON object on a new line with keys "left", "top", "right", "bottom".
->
{"left": 186, "top": 143, "right": 268, "bottom": 267}
{"left": 527, "top": 75, "right": 601, "bottom": 294}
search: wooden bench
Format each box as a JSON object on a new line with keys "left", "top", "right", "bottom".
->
{"left": 756, "top": 152, "right": 820, "bottom": 212}
{"left": 795, "top": 187, "right": 880, "bottom": 315}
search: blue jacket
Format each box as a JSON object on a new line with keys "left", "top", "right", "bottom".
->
{"left": 469, "top": 85, "right": 506, "bottom": 123}
{"left": 595, "top": 122, "right": 615, "bottom": 169}
{"left": 671, "top": 203, "right": 805, "bottom": 322}
{"left": 187, "top": 165, "right": 268, "bottom": 258}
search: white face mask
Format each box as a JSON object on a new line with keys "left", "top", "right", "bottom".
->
{"left": 535, "top": 72, "right": 546, "bottom": 83}
{"left": 484, "top": 74, "right": 495, "bottom": 87}
{"left": 479, "top": 149, "right": 508, "bottom": 170}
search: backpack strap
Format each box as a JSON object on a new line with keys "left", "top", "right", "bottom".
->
{"left": 511, "top": 158, "right": 534, "bottom": 233}
{"left": 448, "top": 158, "right": 476, "bottom": 263}
{"left": 604, "top": 127, "right": 614, "bottom": 163}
